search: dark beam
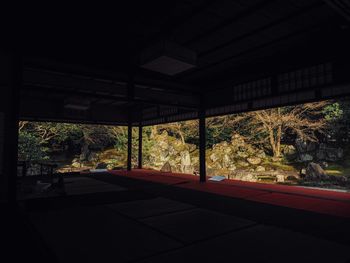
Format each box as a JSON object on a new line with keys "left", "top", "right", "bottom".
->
{"left": 23, "top": 84, "right": 198, "bottom": 110}
{"left": 198, "top": 1, "right": 324, "bottom": 57}
{"left": 184, "top": 0, "right": 276, "bottom": 46}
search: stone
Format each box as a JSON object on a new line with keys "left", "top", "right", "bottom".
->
{"left": 160, "top": 161, "right": 172, "bottom": 173}
{"left": 306, "top": 142, "right": 317, "bottom": 152}
{"left": 96, "top": 162, "right": 108, "bottom": 169}
{"left": 305, "top": 162, "right": 328, "bottom": 181}
{"left": 256, "top": 150, "right": 266, "bottom": 159}
{"left": 286, "top": 175, "right": 299, "bottom": 181}
{"left": 337, "top": 148, "right": 344, "bottom": 159}
{"left": 71, "top": 161, "right": 81, "bottom": 168}
{"left": 180, "top": 150, "right": 192, "bottom": 173}
{"left": 209, "top": 153, "right": 219, "bottom": 162}
{"left": 320, "top": 161, "right": 328, "bottom": 169}
{"left": 237, "top": 161, "right": 249, "bottom": 167}
{"left": 316, "top": 150, "right": 326, "bottom": 160}
{"left": 230, "top": 170, "right": 258, "bottom": 182}
{"left": 299, "top": 153, "right": 313, "bottom": 162}
{"left": 283, "top": 145, "right": 296, "bottom": 156}
{"left": 255, "top": 166, "right": 266, "bottom": 172}
{"left": 237, "top": 151, "right": 249, "bottom": 158}
{"left": 276, "top": 174, "right": 285, "bottom": 183}
{"left": 272, "top": 157, "right": 282, "bottom": 162}
{"left": 228, "top": 164, "right": 236, "bottom": 171}
{"left": 295, "top": 138, "right": 307, "bottom": 153}
{"left": 247, "top": 157, "right": 262, "bottom": 165}
{"left": 222, "top": 154, "right": 231, "bottom": 168}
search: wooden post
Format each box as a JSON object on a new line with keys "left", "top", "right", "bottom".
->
{"left": 199, "top": 102, "right": 206, "bottom": 182}
{"left": 138, "top": 124, "right": 142, "bottom": 169}
{"left": 127, "top": 120, "right": 132, "bottom": 171}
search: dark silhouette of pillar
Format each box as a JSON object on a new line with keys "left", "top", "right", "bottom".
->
{"left": 127, "top": 120, "right": 132, "bottom": 171}
{"left": 1, "top": 50, "right": 21, "bottom": 204}
{"left": 199, "top": 106, "right": 206, "bottom": 182}
{"left": 138, "top": 124, "right": 142, "bottom": 169}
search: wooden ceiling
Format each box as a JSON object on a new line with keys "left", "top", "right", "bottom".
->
{"left": 19, "top": 0, "right": 350, "bottom": 124}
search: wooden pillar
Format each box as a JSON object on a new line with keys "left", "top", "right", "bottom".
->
{"left": 127, "top": 119, "right": 132, "bottom": 171}
{"left": 0, "top": 50, "right": 21, "bottom": 203}
{"left": 138, "top": 124, "right": 142, "bottom": 169}
{"left": 199, "top": 105, "right": 206, "bottom": 182}
{"left": 126, "top": 74, "right": 134, "bottom": 172}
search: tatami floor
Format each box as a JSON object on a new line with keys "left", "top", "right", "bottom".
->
{"left": 10, "top": 171, "right": 350, "bottom": 263}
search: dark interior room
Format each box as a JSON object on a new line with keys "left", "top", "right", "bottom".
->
{"left": 1, "top": 1, "right": 350, "bottom": 262}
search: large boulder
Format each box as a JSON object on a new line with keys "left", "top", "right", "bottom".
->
{"left": 222, "top": 154, "right": 231, "bottom": 168}
{"left": 255, "top": 166, "right": 266, "bottom": 172}
{"left": 299, "top": 153, "right": 313, "bottom": 162}
{"left": 305, "top": 162, "right": 328, "bottom": 181}
{"left": 180, "top": 150, "right": 193, "bottom": 174}
{"left": 237, "top": 160, "right": 249, "bottom": 167}
{"left": 160, "top": 161, "right": 172, "bottom": 173}
{"left": 276, "top": 174, "right": 285, "bottom": 183}
{"left": 247, "top": 157, "right": 262, "bottom": 165}
{"left": 95, "top": 162, "right": 108, "bottom": 169}
{"left": 231, "top": 171, "right": 258, "bottom": 182}
{"left": 295, "top": 138, "right": 308, "bottom": 153}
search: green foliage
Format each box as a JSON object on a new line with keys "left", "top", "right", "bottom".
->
{"left": 18, "top": 131, "right": 49, "bottom": 161}
{"left": 323, "top": 102, "right": 343, "bottom": 121}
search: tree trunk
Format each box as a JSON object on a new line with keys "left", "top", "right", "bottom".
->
{"left": 268, "top": 128, "right": 277, "bottom": 157}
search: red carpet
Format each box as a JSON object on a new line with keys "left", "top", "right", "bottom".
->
{"left": 106, "top": 169, "right": 350, "bottom": 218}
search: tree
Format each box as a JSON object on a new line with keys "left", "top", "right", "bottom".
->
{"left": 157, "top": 120, "right": 199, "bottom": 146}
{"left": 226, "top": 101, "right": 329, "bottom": 158}
{"left": 18, "top": 131, "right": 49, "bottom": 162}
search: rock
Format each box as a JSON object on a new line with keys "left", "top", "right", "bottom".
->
{"left": 305, "top": 162, "right": 328, "bottom": 181}
{"left": 317, "top": 144, "right": 344, "bottom": 162}
{"left": 232, "top": 171, "right": 258, "bottom": 182}
{"left": 316, "top": 150, "right": 326, "bottom": 160}
{"left": 256, "top": 150, "right": 266, "bottom": 159}
{"left": 255, "top": 166, "right": 266, "bottom": 172}
{"left": 283, "top": 145, "right": 297, "bottom": 156}
{"left": 283, "top": 145, "right": 297, "bottom": 160}
{"left": 237, "top": 151, "right": 249, "bottom": 158}
{"left": 160, "top": 161, "right": 172, "bottom": 173}
{"left": 299, "top": 153, "right": 313, "bottom": 162}
{"left": 228, "top": 164, "right": 236, "bottom": 171}
{"left": 71, "top": 161, "right": 81, "bottom": 168}
{"left": 276, "top": 174, "right": 285, "bottom": 183}
{"left": 286, "top": 175, "right": 299, "bottom": 181}
{"left": 295, "top": 138, "right": 308, "bottom": 153}
{"left": 180, "top": 151, "right": 193, "bottom": 173}
{"left": 237, "top": 160, "right": 249, "bottom": 167}
{"left": 222, "top": 154, "right": 231, "bottom": 168}
{"left": 247, "top": 157, "right": 262, "bottom": 165}
{"left": 80, "top": 144, "right": 90, "bottom": 161}
{"left": 87, "top": 151, "right": 98, "bottom": 162}
{"left": 337, "top": 148, "right": 344, "bottom": 159}
{"left": 207, "top": 168, "right": 219, "bottom": 177}
{"left": 210, "top": 153, "right": 219, "bottom": 162}
{"left": 96, "top": 162, "right": 108, "bottom": 169}
{"left": 306, "top": 142, "right": 317, "bottom": 152}
{"left": 272, "top": 157, "right": 282, "bottom": 162}
{"left": 320, "top": 161, "right": 328, "bottom": 169}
